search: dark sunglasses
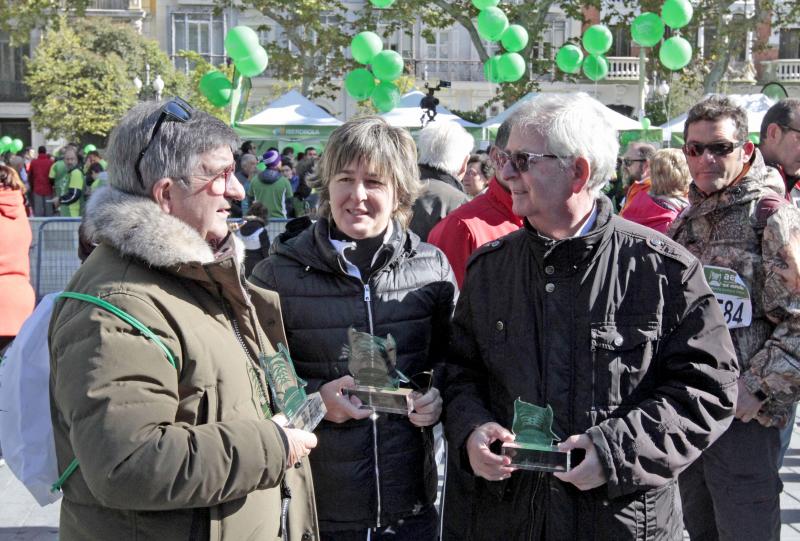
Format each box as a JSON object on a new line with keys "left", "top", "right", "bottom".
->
{"left": 135, "top": 97, "right": 194, "bottom": 188}
{"left": 618, "top": 157, "right": 647, "bottom": 167}
{"left": 683, "top": 140, "right": 744, "bottom": 158}
{"left": 496, "top": 150, "right": 561, "bottom": 173}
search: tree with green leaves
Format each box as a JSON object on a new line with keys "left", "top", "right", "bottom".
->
{"left": 25, "top": 17, "right": 185, "bottom": 143}
{"left": 0, "top": 0, "right": 92, "bottom": 45}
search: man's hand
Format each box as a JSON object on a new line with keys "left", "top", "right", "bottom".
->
{"left": 554, "top": 434, "right": 608, "bottom": 491}
{"left": 409, "top": 387, "right": 442, "bottom": 427}
{"left": 278, "top": 425, "right": 318, "bottom": 468}
{"left": 319, "top": 375, "right": 372, "bottom": 423}
{"left": 735, "top": 377, "right": 765, "bottom": 423}
{"left": 465, "top": 422, "right": 516, "bottom": 481}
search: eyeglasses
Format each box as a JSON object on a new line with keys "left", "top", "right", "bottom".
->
{"left": 683, "top": 140, "right": 744, "bottom": 158}
{"left": 618, "top": 158, "right": 647, "bottom": 167}
{"left": 780, "top": 124, "right": 800, "bottom": 136}
{"left": 184, "top": 163, "right": 237, "bottom": 195}
{"left": 495, "top": 150, "right": 562, "bottom": 173}
{"left": 135, "top": 97, "right": 194, "bottom": 188}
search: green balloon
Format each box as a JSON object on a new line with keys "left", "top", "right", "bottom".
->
{"left": 660, "top": 36, "right": 692, "bottom": 70}
{"left": 477, "top": 7, "right": 509, "bottom": 42}
{"left": 236, "top": 46, "right": 269, "bottom": 77}
{"left": 84, "top": 144, "right": 97, "bottom": 154}
{"left": 371, "top": 50, "right": 404, "bottom": 81}
{"left": 472, "top": 0, "right": 499, "bottom": 9}
{"left": 631, "top": 13, "right": 665, "bottom": 48}
{"left": 641, "top": 117, "right": 652, "bottom": 130}
{"left": 351, "top": 32, "right": 383, "bottom": 65}
{"left": 582, "top": 25, "right": 613, "bottom": 56}
{"left": 369, "top": 0, "right": 395, "bottom": 7}
{"left": 11, "top": 138, "right": 23, "bottom": 153}
{"left": 371, "top": 81, "right": 400, "bottom": 113}
{"left": 0, "top": 136, "right": 11, "bottom": 148}
{"left": 345, "top": 69, "right": 376, "bottom": 100}
{"left": 501, "top": 25, "right": 529, "bottom": 53}
{"left": 225, "top": 26, "right": 260, "bottom": 60}
{"left": 555, "top": 44, "right": 583, "bottom": 74}
{"left": 583, "top": 54, "right": 609, "bottom": 81}
{"left": 484, "top": 55, "right": 502, "bottom": 83}
{"left": 256, "top": 162, "right": 266, "bottom": 172}
{"left": 661, "top": 0, "right": 693, "bottom": 30}
{"left": 199, "top": 70, "right": 233, "bottom": 107}
{"left": 498, "top": 52, "right": 525, "bottom": 82}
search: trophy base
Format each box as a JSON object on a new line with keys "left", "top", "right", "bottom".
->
{"left": 501, "top": 443, "right": 574, "bottom": 473}
{"left": 344, "top": 387, "right": 413, "bottom": 415}
{"left": 287, "top": 392, "right": 326, "bottom": 432}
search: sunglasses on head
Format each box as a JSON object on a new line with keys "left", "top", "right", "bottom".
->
{"left": 135, "top": 97, "right": 194, "bottom": 188}
{"left": 618, "top": 157, "right": 646, "bottom": 167}
{"left": 495, "top": 150, "right": 562, "bottom": 173}
{"left": 682, "top": 140, "right": 744, "bottom": 158}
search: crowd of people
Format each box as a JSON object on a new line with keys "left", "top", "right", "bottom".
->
{"left": 0, "top": 92, "right": 799, "bottom": 541}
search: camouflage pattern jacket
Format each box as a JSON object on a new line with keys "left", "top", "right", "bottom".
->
{"left": 670, "top": 149, "right": 800, "bottom": 427}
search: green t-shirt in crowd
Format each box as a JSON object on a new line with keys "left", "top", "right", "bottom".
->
{"left": 50, "top": 160, "right": 68, "bottom": 196}
{"left": 60, "top": 168, "right": 86, "bottom": 217}
{"left": 247, "top": 172, "right": 293, "bottom": 219}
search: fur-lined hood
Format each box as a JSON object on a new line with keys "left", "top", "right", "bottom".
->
{"left": 84, "top": 186, "right": 241, "bottom": 267}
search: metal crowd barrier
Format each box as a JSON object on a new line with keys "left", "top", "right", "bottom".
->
{"left": 29, "top": 217, "right": 291, "bottom": 301}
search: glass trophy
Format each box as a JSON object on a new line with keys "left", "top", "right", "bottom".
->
{"left": 260, "top": 343, "right": 326, "bottom": 432}
{"left": 501, "top": 399, "right": 575, "bottom": 473}
{"left": 342, "top": 327, "right": 415, "bottom": 415}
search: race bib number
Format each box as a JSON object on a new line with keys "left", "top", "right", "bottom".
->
{"left": 703, "top": 265, "right": 752, "bottom": 329}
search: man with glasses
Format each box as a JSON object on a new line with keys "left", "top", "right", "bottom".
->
{"left": 618, "top": 141, "right": 656, "bottom": 214}
{"left": 672, "top": 94, "right": 800, "bottom": 541}
{"left": 48, "top": 100, "right": 319, "bottom": 540}
{"left": 444, "top": 92, "right": 737, "bottom": 540}
{"left": 761, "top": 98, "right": 800, "bottom": 206}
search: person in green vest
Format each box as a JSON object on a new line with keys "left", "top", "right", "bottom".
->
{"left": 49, "top": 149, "right": 70, "bottom": 206}
{"left": 58, "top": 147, "right": 86, "bottom": 217}
{"left": 247, "top": 149, "right": 293, "bottom": 219}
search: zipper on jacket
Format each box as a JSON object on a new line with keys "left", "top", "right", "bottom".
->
{"left": 364, "top": 283, "right": 375, "bottom": 335}
{"left": 229, "top": 309, "right": 271, "bottom": 418}
{"left": 590, "top": 343, "right": 598, "bottom": 426}
{"left": 362, "top": 281, "right": 382, "bottom": 527}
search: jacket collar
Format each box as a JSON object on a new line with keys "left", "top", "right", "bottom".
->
{"left": 524, "top": 195, "right": 615, "bottom": 273}
{"left": 684, "top": 149, "right": 785, "bottom": 219}
{"left": 84, "top": 186, "right": 243, "bottom": 268}
{"left": 486, "top": 178, "right": 524, "bottom": 227}
{"left": 418, "top": 164, "right": 464, "bottom": 192}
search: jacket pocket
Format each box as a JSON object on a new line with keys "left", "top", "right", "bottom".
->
{"left": 590, "top": 321, "right": 658, "bottom": 408}
{"left": 200, "top": 385, "right": 219, "bottom": 424}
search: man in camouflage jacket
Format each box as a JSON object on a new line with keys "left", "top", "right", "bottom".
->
{"left": 671, "top": 95, "right": 800, "bottom": 541}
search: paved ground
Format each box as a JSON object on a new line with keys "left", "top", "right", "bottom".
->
{"left": 4, "top": 423, "right": 800, "bottom": 540}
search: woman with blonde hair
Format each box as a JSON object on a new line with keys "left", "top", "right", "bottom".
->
{"left": 0, "top": 163, "right": 35, "bottom": 349}
{"left": 620, "top": 148, "right": 690, "bottom": 233}
{"left": 250, "top": 116, "right": 457, "bottom": 540}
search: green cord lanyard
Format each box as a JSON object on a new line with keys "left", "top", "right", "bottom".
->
{"left": 51, "top": 292, "right": 177, "bottom": 493}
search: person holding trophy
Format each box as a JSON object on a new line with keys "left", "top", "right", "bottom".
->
{"left": 250, "top": 116, "right": 457, "bottom": 540}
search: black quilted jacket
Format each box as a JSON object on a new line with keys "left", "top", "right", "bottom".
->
{"left": 249, "top": 217, "right": 457, "bottom": 532}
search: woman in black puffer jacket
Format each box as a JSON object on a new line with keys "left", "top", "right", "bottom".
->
{"left": 250, "top": 116, "right": 457, "bottom": 540}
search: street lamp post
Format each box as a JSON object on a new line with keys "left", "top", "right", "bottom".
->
{"left": 132, "top": 63, "right": 164, "bottom": 101}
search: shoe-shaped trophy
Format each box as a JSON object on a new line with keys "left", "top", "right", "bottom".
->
{"left": 260, "top": 343, "right": 326, "bottom": 432}
{"left": 501, "top": 399, "right": 575, "bottom": 473}
{"left": 342, "top": 327, "right": 415, "bottom": 415}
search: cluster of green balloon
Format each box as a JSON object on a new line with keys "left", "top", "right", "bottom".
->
{"left": 345, "top": 31, "right": 403, "bottom": 112}
{"left": 474, "top": 0, "right": 529, "bottom": 83}
{"left": 0, "top": 136, "right": 24, "bottom": 154}
{"left": 554, "top": 24, "right": 612, "bottom": 81}
{"left": 225, "top": 26, "right": 269, "bottom": 78}
{"left": 369, "top": 0, "right": 394, "bottom": 6}
{"left": 630, "top": 0, "right": 693, "bottom": 72}
{"left": 199, "top": 70, "right": 234, "bottom": 107}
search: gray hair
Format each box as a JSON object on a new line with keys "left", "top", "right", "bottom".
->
{"left": 311, "top": 116, "right": 422, "bottom": 228}
{"left": 240, "top": 153, "right": 258, "bottom": 167}
{"left": 106, "top": 101, "right": 239, "bottom": 196}
{"left": 417, "top": 121, "right": 475, "bottom": 177}
{"left": 511, "top": 92, "right": 619, "bottom": 195}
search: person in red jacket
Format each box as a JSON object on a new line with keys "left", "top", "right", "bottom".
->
{"left": 620, "top": 148, "right": 690, "bottom": 234}
{"left": 428, "top": 120, "right": 523, "bottom": 288}
{"left": 27, "top": 146, "right": 54, "bottom": 216}
{"left": 0, "top": 163, "right": 35, "bottom": 350}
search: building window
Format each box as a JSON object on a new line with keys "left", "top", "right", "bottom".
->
{"left": 379, "top": 25, "right": 413, "bottom": 59}
{"left": 610, "top": 24, "right": 632, "bottom": 57}
{"left": 531, "top": 18, "right": 566, "bottom": 60}
{"left": 425, "top": 29, "right": 450, "bottom": 60}
{"left": 0, "top": 32, "right": 29, "bottom": 101}
{"left": 171, "top": 9, "right": 227, "bottom": 72}
{"left": 779, "top": 28, "right": 800, "bottom": 59}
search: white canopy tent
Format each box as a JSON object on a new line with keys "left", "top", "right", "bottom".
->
{"left": 380, "top": 91, "right": 480, "bottom": 130}
{"left": 234, "top": 89, "right": 343, "bottom": 142}
{"left": 660, "top": 93, "right": 776, "bottom": 143}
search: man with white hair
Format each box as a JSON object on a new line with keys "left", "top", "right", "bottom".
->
{"left": 443, "top": 93, "right": 738, "bottom": 539}
{"left": 409, "top": 121, "right": 473, "bottom": 241}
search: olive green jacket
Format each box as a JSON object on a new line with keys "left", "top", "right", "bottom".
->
{"left": 49, "top": 186, "right": 318, "bottom": 540}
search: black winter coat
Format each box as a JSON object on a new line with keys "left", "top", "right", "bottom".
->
{"left": 249, "top": 218, "right": 457, "bottom": 532}
{"left": 444, "top": 196, "right": 739, "bottom": 540}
